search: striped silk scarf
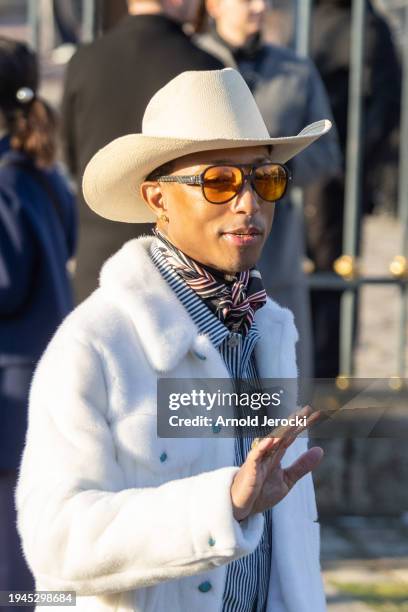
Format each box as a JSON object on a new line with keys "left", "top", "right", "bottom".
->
{"left": 153, "top": 229, "right": 267, "bottom": 336}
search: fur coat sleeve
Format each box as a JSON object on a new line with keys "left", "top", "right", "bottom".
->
{"left": 15, "top": 327, "right": 264, "bottom": 596}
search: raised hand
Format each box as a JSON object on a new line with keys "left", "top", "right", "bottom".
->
{"left": 230, "top": 406, "right": 323, "bottom": 522}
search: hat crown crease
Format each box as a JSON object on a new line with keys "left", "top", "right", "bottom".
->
{"left": 142, "top": 68, "right": 270, "bottom": 140}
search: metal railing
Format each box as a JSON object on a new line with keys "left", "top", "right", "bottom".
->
{"left": 295, "top": 0, "right": 408, "bottom": 380}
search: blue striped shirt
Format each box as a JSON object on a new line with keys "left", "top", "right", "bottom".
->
{"left": 150, "top": 242, "right": 272, "bottom": 612}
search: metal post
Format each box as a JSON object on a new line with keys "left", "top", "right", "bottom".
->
{"left": 41, "top": 0, "right": 56, "bottom": 55}
{"left": 294, "top": 0, "right": 313, "bottom": 58}
{"left": 82, "top": 0, "right": 97, "bottom": 42}
{"left": 398, "top": 285, "right": 408, "bottom": 376}
{"left": 397, "top": 2, "right": 408, "bottom": 251}
{"left": 28, "top": 0, "right": 40, "bottom": 50}
{"left": 397, "top": 4, "right": 408, "bottom": 376}
{"left": 292, "top": 1, "right": 313, "bottom": 243}
{"left": 340, "top": 0, "right": 366, "bottom": 376}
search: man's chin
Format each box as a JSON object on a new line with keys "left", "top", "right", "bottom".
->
{"left": 222, "top": 255, "right": 261, "bottom": 274}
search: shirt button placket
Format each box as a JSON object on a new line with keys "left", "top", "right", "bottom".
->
{"left": 227, "top": 332, "right": 240, "bottom": 348}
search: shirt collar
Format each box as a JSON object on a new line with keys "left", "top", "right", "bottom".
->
{"left": 150, "top": 239, "right": 262, "bottom": 353}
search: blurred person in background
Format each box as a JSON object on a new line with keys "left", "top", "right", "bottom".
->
{"left": 61, "top": 0, "right": 223, "bottom": 304}
{"left": 51, "top": 0, "right": 82, "bottom": 64}
{"left": 0, "top": 37, "right": 76, "bottom": 609}
{"left": 52, "top": 0, "right": 81, "bottom": 46}
{"left": 306, "top": 0, "right": 401, "bottom": 377}
{"left": 195, "top": 0, "right": 341, "bottom": 377}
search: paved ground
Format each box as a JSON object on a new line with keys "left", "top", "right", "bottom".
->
{"left": 321, "top": 517, "right": 408, "bottom": 611}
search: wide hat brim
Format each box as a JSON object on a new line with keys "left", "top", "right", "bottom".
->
{"left": 82, "top": 119, "right": 331, "bottom": 223}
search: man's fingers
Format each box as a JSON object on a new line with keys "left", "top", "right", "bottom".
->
{"left": 281, "top": 409, "right": 322, "bottom": 449}
{"left": 251, "top": 405, "right": 323, "bottom": 463}
{"left": 278, "top": 405, "right": 313, "bottom": 440}
{"left": 254, "top": 434, "right": 280, "bottom": 458}
{"left": 253, "top": 405, "right": 313, "bottom": 450}
{"left": 265, "top": 443, "right": 287, "bottom": 471}
{"left": 283, "top": 446, "right": 324, "bottom": 489}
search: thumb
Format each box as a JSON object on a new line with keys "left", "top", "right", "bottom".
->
{"left": 283, "top": 446, "right": 324, "bottom": 489}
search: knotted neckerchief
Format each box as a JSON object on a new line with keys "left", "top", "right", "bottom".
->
{"left": 153, "top": 229, "right": 267, "bottom": 336}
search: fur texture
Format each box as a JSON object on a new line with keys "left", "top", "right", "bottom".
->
{"left": 15, "top": 237, "right": 326, "bottom": 611}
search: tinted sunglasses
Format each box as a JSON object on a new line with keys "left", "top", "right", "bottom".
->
{"left": 155, "top": 163, "right": 291, "bottom": 204}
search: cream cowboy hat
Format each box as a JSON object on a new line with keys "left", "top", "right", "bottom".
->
{"left": 83, "top": 68, "right": 332, "bottom": 223}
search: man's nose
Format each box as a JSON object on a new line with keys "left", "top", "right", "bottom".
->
{"left": 231, "top": 181, "right": 261, "bottom": 214}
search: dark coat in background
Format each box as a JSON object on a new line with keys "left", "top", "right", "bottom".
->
{"left": 61, "top": 14, "right": 223, "bottom": 303}
{"left": 309, "top": 0, "right": 401, "bottom": 222}
{"left": 305, "top": 0, "right": 401, "bottom": 376}
{"left": 0, "top": 136, "right": 76, "bottom": 469}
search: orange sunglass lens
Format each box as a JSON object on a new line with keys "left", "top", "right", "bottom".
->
{"left": 254, "top": 164, "right": 288, "bottom": 201}
{"left": 202, "top": 166, "right": 242, "bottom": 203}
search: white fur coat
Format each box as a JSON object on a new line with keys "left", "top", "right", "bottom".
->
{"left": 15, "top": 237, "right": 326, "bottom": 611}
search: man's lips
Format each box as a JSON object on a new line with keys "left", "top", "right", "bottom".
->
{"left": 221, "top": 227, "right": 263, "bottom": 236}
{"left": 221, "top": 227, "right": 264, "bottom": 245}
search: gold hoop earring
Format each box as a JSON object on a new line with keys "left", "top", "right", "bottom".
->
{"left": 160, "top": 214, "right": 169, "bottom": 223}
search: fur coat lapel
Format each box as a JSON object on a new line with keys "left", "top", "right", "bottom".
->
{"left": 100, "top": 236, "right": 199, "bottom": 373}
{"left": 99, "top": 236, "right": 298, "bottom": 380}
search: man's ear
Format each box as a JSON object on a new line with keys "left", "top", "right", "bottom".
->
{"left": 140, "top": 181, "right": 166, "bottom": 219}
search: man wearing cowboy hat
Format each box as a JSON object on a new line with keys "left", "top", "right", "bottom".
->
{"left": 16, "top": 69, "right": 330, "bottom": 611}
